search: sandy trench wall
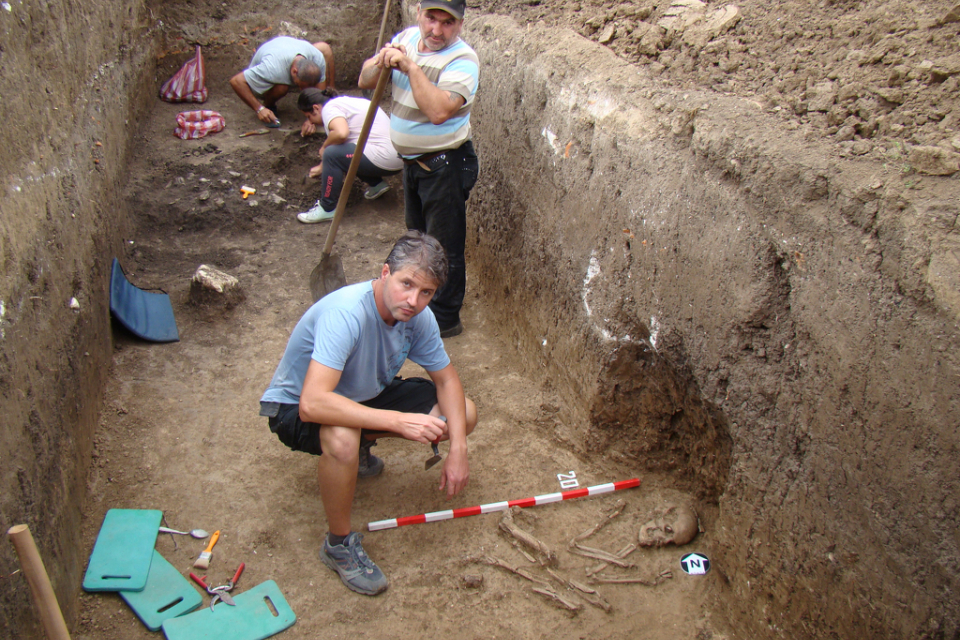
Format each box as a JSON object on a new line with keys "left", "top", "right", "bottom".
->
{"left": 0, "top": 0, "right": 158, "bottom": 636}
{"left": 154, "top": 0, "right": 396, "bottom": 84}
{"left": 464, "top": 15, "right": 960, "bottom": 640}
{"left": 0, "top": 1, "right": 391, "bottom": 635}
{"left": 2, "top": 1, "right": 956, "bottom": 636}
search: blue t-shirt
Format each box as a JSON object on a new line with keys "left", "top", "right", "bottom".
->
{"left": 261, "top": 280, "right": 450, "bottom": 405}
{"left": 243, "top": 36, "right": 327, "bottom": 95}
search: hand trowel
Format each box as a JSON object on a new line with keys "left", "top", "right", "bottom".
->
{"left": 424, "top": 416, "right": 445, "bottom": 470}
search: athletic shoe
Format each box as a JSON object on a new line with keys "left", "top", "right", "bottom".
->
{"left": 439, "top": 321, "right": 463, "bottom": 339}
{"left": 358, "top": 438, "right": 384, "bottom": 478}
{"left": 297, "top": 200, "right": 335, "bottom": 223}
{"left": 364, "top": 181, "right": 390, "bottom": 200}
{"left": 320, "top": 532, "right": 388, "bottom": 595}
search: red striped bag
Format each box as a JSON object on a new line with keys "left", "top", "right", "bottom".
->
{"left": 174, "top": 110, "right": 225, "bottom": 140}
{"left": 160, "top": 45, "right": 208, "bottom": 103}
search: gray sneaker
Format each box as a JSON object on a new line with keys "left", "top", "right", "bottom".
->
{"left": 358, "top": 438, "right": 384, "bottom": 478}
{"left": 321, "top": 532, "right": 388, "bottom": 595}
{"left": 363, "top": 181, "right": 390, "bottom": 200}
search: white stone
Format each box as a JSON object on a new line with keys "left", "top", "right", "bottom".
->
{"left": 192, "top": 265, "right": 238, "bottom": 293}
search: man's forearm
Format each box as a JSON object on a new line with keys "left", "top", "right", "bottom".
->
{"left": 358, "top": 59, "right": 382, "bottom": 90}
{"left": 435, "top": 377, "right": 468, "bottom": 453}
{"left": 301, "top": 391, "right": 396, "bottom": 432}
{"left": 405, "top": 63, "right": 462, "bottom": 124}
{"left": 229, "top": 73, "right": 263, "bottom": 112}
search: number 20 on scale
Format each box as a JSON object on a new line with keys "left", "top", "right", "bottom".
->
{"left": 556, "top": 471, "right": 580, "bottom": 489}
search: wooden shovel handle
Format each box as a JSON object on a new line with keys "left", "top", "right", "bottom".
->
{"left": 319, "top": 0, "right": 393, "bottom": 261}
{"left": 320, "top": 68, "right": 391, "bottom": 258}
{"left": 375, "top": 0, "right": 394, "bottom": 53}
{"left": 7, "top": 524, "right": 72, "bottom": 640}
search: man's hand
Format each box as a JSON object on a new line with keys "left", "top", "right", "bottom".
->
{"left": 439, "top": 449, "right": 469, "bottom": 498}
{"left": 301, "top": 119, "right": 317, "bottom": 137}
{"left": 393, "top": 413, "right": 445, "bottom": 444}
{"left": 376, "top": 45, "right": 410, "bottom": 73}
{"left": 359, "top": 44, "right": 406, "bottom": 89}
{"left": 373, "top": 43, "right": 465, "bottom": 125}
{"left": 308, "top": 163, "right": 323, "bottom": 179}
{"left": 257, "top": 107, "right": 279, "bottom": 125}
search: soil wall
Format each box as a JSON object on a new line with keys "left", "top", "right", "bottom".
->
{"left": 0, "top": 1, "right": 158, "bottom": 636}
{"left": 3, "top": 1, "right": 958, "bottom": 638}
{"left": 465, "top": 15, "right": 960, "bottom": 640}
{"left": 0, "top": 1, "right": 391, "bottom": 636}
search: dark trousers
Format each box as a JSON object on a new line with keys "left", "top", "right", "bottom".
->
{"left": 319, "top": 143, "right": 401, "bottom": 211}
{"left": 403, "top": 140, "right": 479, "bottom": 330}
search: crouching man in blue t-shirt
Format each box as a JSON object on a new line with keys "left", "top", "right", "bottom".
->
{"left": 259, "top": 230, "right": 476, "bottom": 596}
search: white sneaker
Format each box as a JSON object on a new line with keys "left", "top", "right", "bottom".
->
{"left": 297, "top": 201, "right": 335, "bottom": 223}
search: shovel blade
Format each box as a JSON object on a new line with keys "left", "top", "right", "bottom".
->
{"left": 310, "top": 253, "right": 347, "bottom": 301}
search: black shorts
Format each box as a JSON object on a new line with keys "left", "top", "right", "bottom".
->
{"left": 261, "top": 377, "right": 438, "bottom": 455}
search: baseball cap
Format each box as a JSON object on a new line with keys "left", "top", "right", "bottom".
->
{"left": 420, "top": 0, "right": 465, "bottom": 20}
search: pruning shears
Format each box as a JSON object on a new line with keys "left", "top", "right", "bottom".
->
{"left": 190, "top": 563, "right": 245, "bottom": 611}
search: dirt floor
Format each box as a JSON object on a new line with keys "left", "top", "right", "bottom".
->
{"left": 72, "top": 0, "right": 960, "bottom": 638}
{"left": 74, "top": 54, "right": 725, "bottom": 640}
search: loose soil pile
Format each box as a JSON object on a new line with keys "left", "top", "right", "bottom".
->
{"left": 477, "top": 0, "right": 960, "bottom": 170}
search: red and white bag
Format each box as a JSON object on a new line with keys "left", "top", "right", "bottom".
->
{"left": 174, "top": 110, "right": 225, "bottom": 140}
{"left": 159, "top": 45, "right": 208, "bottom": 103}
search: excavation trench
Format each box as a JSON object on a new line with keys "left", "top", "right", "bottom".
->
{"left": 2, "top": 1, "right": 959, "bottom": 639}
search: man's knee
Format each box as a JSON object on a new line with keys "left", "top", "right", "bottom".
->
{"left": 465, "top": 398, "right": 478, "bottom": 436}
{"left": 313, "top": 41, "right": 335, "bottom": 88}
{"left": 319, "top": 426, "right": 361, "bottom": 463}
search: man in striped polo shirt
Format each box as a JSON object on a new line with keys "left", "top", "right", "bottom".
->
{"left": 359, "top": 0, "right": 480, "bottom": 339}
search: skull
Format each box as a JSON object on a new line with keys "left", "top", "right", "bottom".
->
{"left": 637, "top": 504, "right": 698, "bottom": 547}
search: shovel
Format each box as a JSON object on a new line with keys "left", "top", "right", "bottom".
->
{"left": 309, "top": 0, "right": 394, "bottom": 301}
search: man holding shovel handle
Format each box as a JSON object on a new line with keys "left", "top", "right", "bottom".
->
{"left": 260, "top": 231, "right": 477, "bottom": 596}
{"left": 358, "top": 0, "right": 480, "bottom": 339}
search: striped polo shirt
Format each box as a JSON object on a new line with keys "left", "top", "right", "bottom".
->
{"left": 388, "top": 26, "right": 480, "bottom": 157}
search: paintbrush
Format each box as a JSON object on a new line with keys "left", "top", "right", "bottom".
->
{"left": 192, "top": 529, "right": 220, "bottom": 569}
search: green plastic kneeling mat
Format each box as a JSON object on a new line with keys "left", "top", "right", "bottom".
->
{"left": 161, "top": 580, "right": 296, "bottom": 640}
{"left": 120, "top": 550, "right": 202, "bottom": 631}
{"left": 83, "top": 509, "right": 162, "bottom": 592}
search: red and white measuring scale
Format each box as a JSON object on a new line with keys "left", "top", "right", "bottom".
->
{"left": 367, "top": 478, "right": 641, "bottom": 531}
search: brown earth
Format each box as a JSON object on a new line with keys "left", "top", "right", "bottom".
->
{"left": 73, "top": 46, "right": 726, "bottom": 640}
{"left": 481, "top": 0, "right": 960, "bottom": 160}
{"left": 2, "top": 0, "right": 958, "bottom": 638}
